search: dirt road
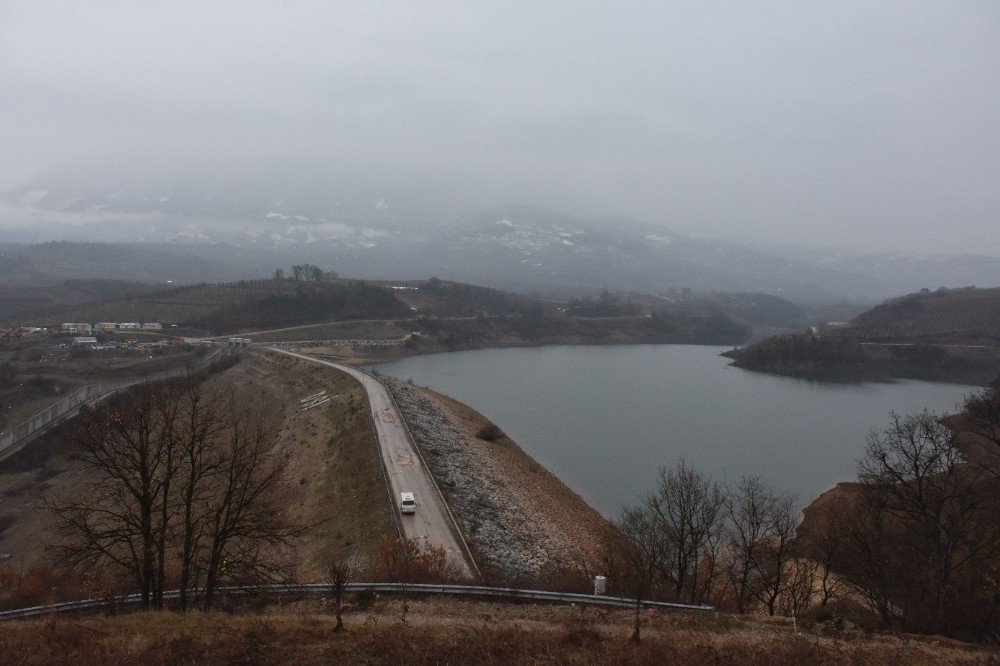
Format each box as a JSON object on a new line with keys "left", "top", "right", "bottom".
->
{"left": 265, "top": 348, "right": 476, "bottom": 579}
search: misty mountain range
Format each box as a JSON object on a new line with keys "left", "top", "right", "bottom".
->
{"left": 2, "top": 184, "right": 998, "bottom": 306}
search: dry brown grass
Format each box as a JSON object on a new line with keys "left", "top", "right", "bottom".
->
{"left": 0, "top": 599, "right": 994, "bottom": 665}
{"left": 0, "top": 349, "right": 394, "bottom": 599}
{"left": 201, "top": 350, "right": 394, "bottom": 577}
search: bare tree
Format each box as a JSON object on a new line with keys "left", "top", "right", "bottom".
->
{"left": 616, "top": 502, "right": 669, "bottom": 643}
{"left": 329, "top": 554, "right": 358, "bottom": 632}
{"left": 720, "top": 475, "right": 799, "bottom": 615}
{"left": 304, "top": 264, "right": 325, "bottom": 282}
{"left": 723, "top": 476, "right": 772, "bottom": 614}
{"left": 694, "top": 513, "right": 728, "bottom": 607}
{"left": 780, "top": 557, "right": 819, "bottom": 619}
{"left": 49, "top": 378, "right": 298, "bottom": 612}
{"left": 200, "top": 404, "right": 294, "bottom": 610}
{"left": 827, "top": 491, "right": 905, "bottom": 628}
{"left": 795, "top": 506, "right": 845, "bottom": 608}
{"left": 754, "top": 492, "right": 798, "bottom": 616}
{"left": 648, "top": 460, "right": 726, "bottom": 604}
{"left": 855, "top": 410, "right": 1000, "bottom": 634}
{"left": 963, "top": 386, "right": 1000, "bottom": 475}
{"left": 173, "top": 382, "right": 228, "bottom": 610}
{"left": 49, "top": 385, "right": 179, "bottom": 609}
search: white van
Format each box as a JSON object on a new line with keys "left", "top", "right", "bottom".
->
{"left": 400, "top": 492, "right": 417, "bottom": 514}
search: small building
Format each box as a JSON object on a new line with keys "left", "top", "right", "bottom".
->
{"left": 61, "top": 323, "right": 92, "bottom": 334}
{"left": 95, "top": 322, "right": 117, "bottom": 331}
{"left": 141, "top": 322, "right": 163, "bottom": 330}
{"left": 73, "top": 336, "right": 98, "bottom": 346}
{"left": 118, "top": 322, "right": 141, "bottom": 330}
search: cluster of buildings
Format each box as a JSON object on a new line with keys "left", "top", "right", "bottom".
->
{"left": 7, "top": 326, "right": 48, "bottom": 336}
{"left": 60, "top": 322, "right": 167, "bottom": 334}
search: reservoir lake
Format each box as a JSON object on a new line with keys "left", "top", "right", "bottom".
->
{"left": 377, "top": 345, "right": 974, "bottom": 515}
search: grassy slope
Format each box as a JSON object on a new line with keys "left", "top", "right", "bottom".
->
{"left": 0, "top": 241, "right": 245, "bottom": 284}
{"left": 5, "top": 278, "right": 531, "bottom": 332}
{"left": 242, "top": 350, "right": 393, "bottom": 575}
{"left": 0, "top": 601, "right": 990, "bottom": 665}
{"left": 0, "top": 279, "right": 167, "bottom": 321}
{"left": 7, "top": 277, "right": 752, "bottom": 346}
{"left": 850, "top": 287, "right": 1000, "bottom": 343}
{"left": 0, "top": 341, "right": 206, "bottom": 432}
{"left": 0, "top": 350, "right": 392, "bottom": 581}
{"left": 7, "top": 280, "right": 411, "bottom": 332}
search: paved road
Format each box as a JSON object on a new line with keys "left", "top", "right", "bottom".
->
{"left": 266, "top": 348, "right": 476, "bottom": 580}
{"left": 859, "top": 342, "right": 1000, "bottom": 350}
{"left": 186, "top": 317, "right": 419, "bottom": 343}
{"left": 196, "top": 314, "right": 522, "bottom": 343}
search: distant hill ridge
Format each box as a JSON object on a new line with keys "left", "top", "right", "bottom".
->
{"left": 3, "top": 199, "right": 1000, "bottom": 304}
{"left": 849, "top": 287, "right": 1000, "bottom": 344}
{"left": 725, "top": 287, "right": 1000, "bottom": 383}
{"left": 5, "top": 276, "right": 776, "bottom": 347}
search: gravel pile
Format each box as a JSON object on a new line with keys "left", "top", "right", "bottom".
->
{"left": 384, "top": 378, "right": 577, "bottom": 577}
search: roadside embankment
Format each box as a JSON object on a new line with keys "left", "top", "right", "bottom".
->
{"left": 0, "top": 350, "right": 393, "bottom": 584}
{"left": 382, "top": 377, "right": 613, "bottom": 579}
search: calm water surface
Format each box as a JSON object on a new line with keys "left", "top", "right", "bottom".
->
{"left": 378, "top": 345, "right": 974, "bottom": 514}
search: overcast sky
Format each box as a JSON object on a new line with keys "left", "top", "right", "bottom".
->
{"left": 1, "top": 1, "right": 999, "bottom": 254}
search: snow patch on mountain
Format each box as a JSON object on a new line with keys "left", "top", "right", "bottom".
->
{"left": 645, "top": 234, "right": 673, "bottom": 245}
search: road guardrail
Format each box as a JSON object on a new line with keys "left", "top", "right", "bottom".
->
{"left": 0, "top": 582, "right": 714, "bottom": 621}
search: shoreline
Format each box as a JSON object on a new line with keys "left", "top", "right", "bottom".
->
{"left": 300, "top": 339, "right": 733, "bottom": 368}
{"left": 292, "top": 337, "right": 988, "bottom": 388}
{"left": 381, "top": 375, "right": 614, "bottom": 578}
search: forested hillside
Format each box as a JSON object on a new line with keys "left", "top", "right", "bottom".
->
{"left": 0, "top": 279, "right": 165, "bottom": 320}
{"left": 850, "top": 287, "right": 1000, "bottom": 343}
{"left": 6, "top": 275, "right": 753, "bottom": 345}
{"left": 725, "top": 287, "right": 1000, "bottom": 383}
{"left": 12, "top": 279, "right": 410, "bottom": 332}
